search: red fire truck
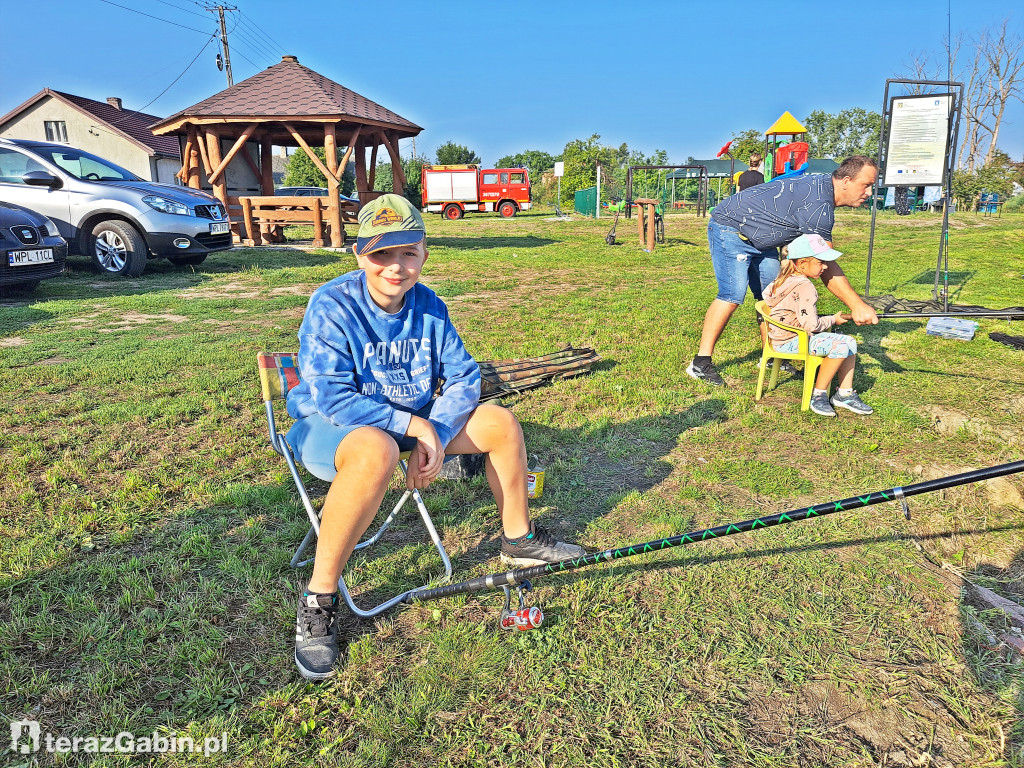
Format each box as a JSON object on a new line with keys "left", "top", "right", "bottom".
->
{"left": 421, "top": 165, "right": 532, "bottom": 220}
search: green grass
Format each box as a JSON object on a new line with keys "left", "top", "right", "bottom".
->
{"left": 2, "top": 207, "right": 1023, "bottom": 766}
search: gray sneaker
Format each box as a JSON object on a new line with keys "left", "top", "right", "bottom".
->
{"left": 809, "top": 392, "right": 836, "bottom": 417}
{"left": 500, "top": 522, "right": 586, "bottom": 567}
{"left": 760, "top": 359, "right": 800, "bottom": 375}
{"left": 295, "top": 589, "right": 341, "bottom": 681}
{"left": 831, "top": 390, "right": 874, "bottom": 415}
{"left": 686, "top": 360, "right": 725, "bottom": 387}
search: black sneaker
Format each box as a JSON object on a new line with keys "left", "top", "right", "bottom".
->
{"left": 295, "top": 589, "right": 340, "bottom": 681}
{"left": 500, "top": 522, "right": 586, "bottom": 567}
{"left": 686, "top": 360, "right": 725, "bottom": 386}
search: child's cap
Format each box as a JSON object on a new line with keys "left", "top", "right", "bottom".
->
{"left": 784, "top": 233, "right": 843, "bottom": 261}
{"left": 354, "top": 193, "right": 425, "bottom": 256}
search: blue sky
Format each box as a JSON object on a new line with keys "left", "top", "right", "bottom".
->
{"left": 2, "top": 1, "right": 1020, "bottom": 165}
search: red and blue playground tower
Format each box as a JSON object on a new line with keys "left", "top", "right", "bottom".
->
{"left": 763, "top": 111, "right": 810, "bottom": 180}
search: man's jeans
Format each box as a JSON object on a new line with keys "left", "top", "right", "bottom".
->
{"left": 707, "top": 218, "right": 780, "bottom": 304}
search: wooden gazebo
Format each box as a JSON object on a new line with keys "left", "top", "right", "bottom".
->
{"left": 150, "top": 55, "right": 423, "bottom": 247}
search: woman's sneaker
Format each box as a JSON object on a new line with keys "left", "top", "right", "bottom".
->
{"left": 501, "top": 522, "right": 586, "bottom": 567}
{"left": 295, "top": 588, "right": 341, "bottom": 681}
{"left": 809, "top": 392, "right": 836, "bottom": 417}
{"left": 831, "top": 390, "right": 874, "bottom": 415}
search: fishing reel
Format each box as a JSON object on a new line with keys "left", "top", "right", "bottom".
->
{"left": 500, "top": 580, "right": 543, "bottom": 631}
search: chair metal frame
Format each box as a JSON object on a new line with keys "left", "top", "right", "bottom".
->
{"left": 258, "top": 352, "right": 452, "bottom": 618}
{"left": 753, "top": 301, "right": 825, "bottom": 412}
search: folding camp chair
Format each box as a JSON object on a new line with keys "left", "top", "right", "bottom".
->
{"left": 257, "top": 352, "right": 452, "bottom": 618}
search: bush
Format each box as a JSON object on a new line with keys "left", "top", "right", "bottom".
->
{"left": 1004, "top": 193, "right": 1024, "bottom": 212}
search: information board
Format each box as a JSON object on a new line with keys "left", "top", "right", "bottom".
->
{"left": 882, "top": 94, "right": 952, "bottom": 186}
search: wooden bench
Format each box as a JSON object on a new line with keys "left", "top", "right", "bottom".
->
{"left": 238, "top": 195, "right": 359, "bottom": 247}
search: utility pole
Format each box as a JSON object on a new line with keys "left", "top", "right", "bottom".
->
{"left": 411, "top": 136, "right": 417, "bottom": 160}
{"left": 208, "top": 5, "right": 237, "bottom": 87}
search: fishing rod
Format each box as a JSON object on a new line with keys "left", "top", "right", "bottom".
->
{"left": 840, "top": 311, "right": 1023, "bottom": 321}
{"left": 876, "top": 311, "right": 1023, "bottom": 320}
{"left": 405, "top": 461, "right": 1024, "bottom": 628}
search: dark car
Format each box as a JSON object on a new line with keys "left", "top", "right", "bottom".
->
{"left": 275, "top": 186, "right": 358, "bottom": 204}
{"left": 0, "top": 201, "right": 68, "bottom": 293}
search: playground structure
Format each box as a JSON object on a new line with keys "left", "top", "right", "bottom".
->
{"left": 625, "top": 165, "right": 708, "bottom": 219}
{"left": 763, "top": 111, "right": 809, "bottom": 181}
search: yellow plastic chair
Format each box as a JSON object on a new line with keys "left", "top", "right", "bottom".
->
{"left": 754, "top": 301, "right": 824, "bottom": 411}
{"left": 257, "top": 352, "right": 452, "bottom": 618}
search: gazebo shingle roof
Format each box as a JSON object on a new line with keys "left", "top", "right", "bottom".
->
{"left": 152, "top": 56, "right": 421, "bottom": 134}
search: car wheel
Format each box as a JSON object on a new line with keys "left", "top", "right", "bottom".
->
{"left": 498, "top": 202, "right": 517, "bottom": 218}
{"left": 444, "top": 204, "right": 463, "bottom": 220}
{"left": 91, "top": 220, "right": 147, "bottom": 277}
{"left": 166, "top": 253, "right": 208, "bottom": 267}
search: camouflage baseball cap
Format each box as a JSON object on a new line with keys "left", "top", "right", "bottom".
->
{"left": 354, "top": 193, "right": 425, "bottom": 256}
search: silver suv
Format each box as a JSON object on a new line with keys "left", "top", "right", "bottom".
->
{"left": 0, "top": 138, "right": 231, "bottom": 277}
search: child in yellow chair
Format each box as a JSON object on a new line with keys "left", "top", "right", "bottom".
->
{"left": 763, "top": 234, "right": 873, "bottom": 418}
{"left": 285, "top": 194, "right": 584, "bottom": 681}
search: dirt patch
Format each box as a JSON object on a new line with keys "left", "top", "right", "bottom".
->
{"left": 918, "top": 405, "right": 1020, "bottom": 445}
{"left": 176, "top": 281, "right": 261, "bottom": 300}
{"left": 914, "top": 463, "right": 1024, "bottom": 511}
{"left": 33, "top": 357, "right": 70, "bottom": 366}
{"left": 177, "top": 281, "right": 318, "bottom": 300}
{"left": 0, "top": 337, "right": 29, "bottom": 347}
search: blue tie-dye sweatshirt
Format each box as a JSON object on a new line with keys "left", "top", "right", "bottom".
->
{"left": 286, "top": 270, "right": 481, "bottom": 448}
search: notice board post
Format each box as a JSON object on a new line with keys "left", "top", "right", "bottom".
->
{"left": 865, "top": 79, "right": 963, "bottom": 310}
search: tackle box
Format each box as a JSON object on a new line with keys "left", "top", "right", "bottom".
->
{"left": 925, "top": 317, "right": 979, "bottom": 341}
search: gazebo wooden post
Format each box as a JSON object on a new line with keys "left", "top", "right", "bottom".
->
{"left": 205, "top": 129, "right": 226, "bottom": 203}
{"left": 259, "top": 135, "right": 274, "bottom": 195}
{"left": 323, "top": 124, "right": 344, "bottom": 247}
{"left": 311, "top": 197, "right": 324, "bottom": 247}
{"left": 204, "top": 127, "right": 234, "bottom": 240}
{"left": 382, "top": 131, "right": 406, "bottom": 195}
{"left": 186, "top": 126, "right": 202, "bottom": 189}
{"left": 354, "top": 140, "right": 369, "bottom": 199}
{"left": 368, "top": 143, "right": 378, "bottom": 190}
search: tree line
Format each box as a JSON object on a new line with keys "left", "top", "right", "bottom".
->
{"left": 284, "top": 18, "right": 1023, "bottom": 216}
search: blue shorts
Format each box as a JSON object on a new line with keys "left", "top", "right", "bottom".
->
{"left": 775, "top": 332, "right": 858, "bottom": 359}
{"left": 707, "top": 218, "right": 780, "bottom": 304}
{"left": 286, "top": 402, "right": 434, "bottom": 482}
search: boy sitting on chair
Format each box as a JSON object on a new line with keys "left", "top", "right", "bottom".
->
{"left": 286, "top": 193, "right": 585, "bottom": 680}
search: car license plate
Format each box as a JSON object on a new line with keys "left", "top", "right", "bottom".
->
{"left": 210, "top": 222, "right": 230, "bottom": 234}
{"left": 8, "top": 248, "right": 54, "bottom": 266}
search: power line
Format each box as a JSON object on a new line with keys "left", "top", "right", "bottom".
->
{"left": 96, "top": 0, "right": 212, "bottom": 34}
{"left": 148, "top": 0, "right": 209, "bottom": 19}
{"left": 230, "top": 25, "right": 275, "bottom": 63}
{"left": 102, "top": 33, "right": 218, "bottom": 124}
{"left": 237, "top": 10, "right": 287, "bottom": 56}
{"left": 228, "top": 44, "right": 265, "bottom": 73}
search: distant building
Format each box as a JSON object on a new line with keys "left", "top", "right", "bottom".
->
{"left": 0, "top": 88, "right": 180, "bottom": 183}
